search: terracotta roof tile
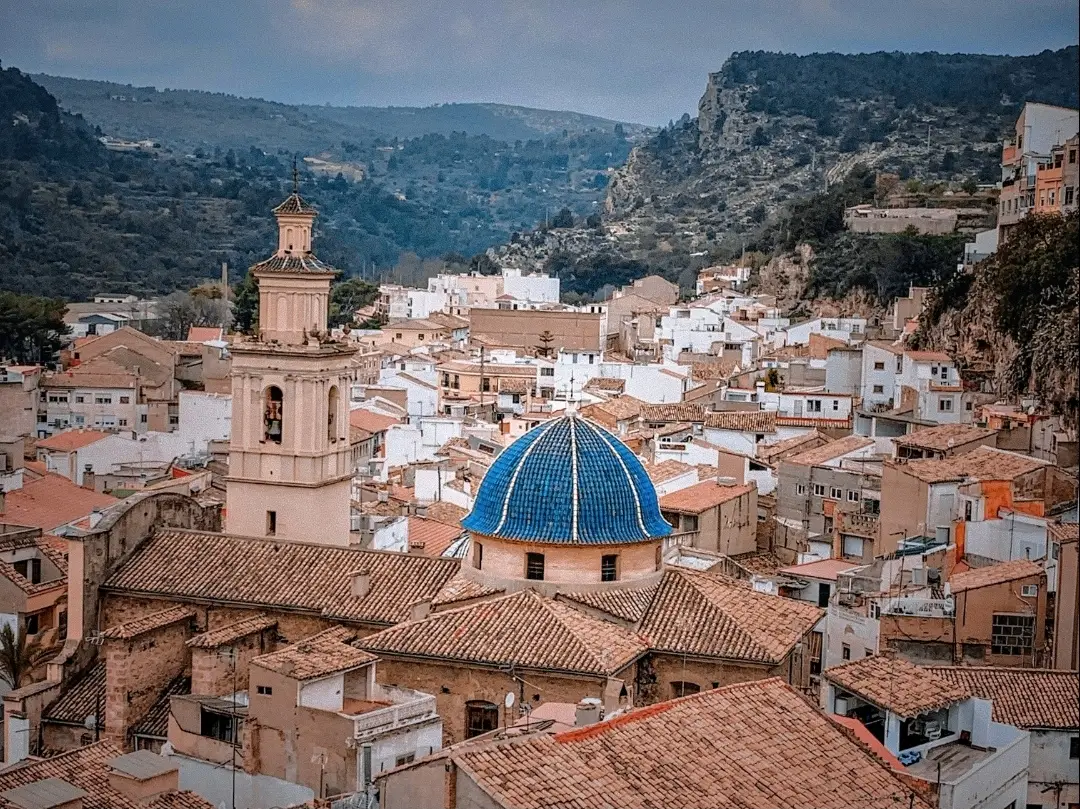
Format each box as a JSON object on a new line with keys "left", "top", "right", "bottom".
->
{"left": 659, "top": 481, "right": 754, "bottom": 514}
{"left": 582, "top": 377, "right": 625, "bottom": 393}
{"left": 757, "top": 431, "right": 831, "bottom": 463}
{"left": 0, "top": 557, "right": 65, "bottom": 596}
{"left": 358, "top": 590, "right": 648, "bottom": 675}
{"left": 925, "top": 666, "right": 1079, "bottom": 729}
{"left": 423, "top": 501, "right": 468, "bottom": 528}
{"left": 455, "top": 678, "right": 931, "bottom": 809}
{"left": 784, "top": 435, "right": 874, "bottom": 467}
{"left": 131, "top": 674, "right": 190, "bottom": 738}
{"left": 102, "top": 529, "right": 459, "bottom": 627}
{"left": 1048, "top": 521, "right": 1080, "bottom": 544}
{"left": 949, "top": 558, "right": 1043, "bottom": 592}
{"left": 578, "top": 395, "right": 645, "bottom": 423}
{"left": 0, "top": 741, "right": 212, "bottom": 809}
{"left": 641, "top": 459, "right": 694, "bottom": 484}
{"left": 430, "top": 575, "right": 505, "bottom": 608}
{"left": 102, "top": 605, "right": 195, "bottom": 640}
{"left": 186, "top": 326, "right": 223, "bottom": 342}
{"left": 557, "top": 584, "right": 658, "bottom": 623}
{"left": 407, "top": 516, "right": 464, "bottom": 557}
{"left": 0, "top": 474, "right": 118, "bottom": 531}
{"left": 272, "top": 193, "right": 318, "bottom": 215}
{"left": 349, "top": 409, "right": 401, "bottom": 435}
{"left": 35, "top": 429, "right": 110, "bottom": 452}
{"left": 640, "top": 403, "right": 708, "bottom": 423}
{"left": 253, "top": 627, "right": 376, "bottom": 681}
{"left": 187, "top": 615, "right": 278, "bottom": 648}
{"left": 824, "top": 656, "right": 969, "bottom": 719}
{"left": 896, "top": 446, "right": 1050, "bottom": 484}
{"left": 704, "top": 410, "right": 776, "bottom": 433}
{"left": 778, "top": 559, "right": 862, "bottom": 582}
{"left": 250, "top": 253, "right": 336, "bottom": 275}
{"left": 640, "top": 569, "right": 822, "bottom": 664}
{"left": 905, "top": 350, "right": 952, "bottom": 362}
{"left": 43, "top": 662, "right": 105, "bottom": 725}
{"left": 894, "top": 424, "right": 998, "bottom": 452}
{"left": 730, "top": 551, "right": 785, "bottom": 575}
{"left": 775, "top": 415, "right": 852, "bottom": 429}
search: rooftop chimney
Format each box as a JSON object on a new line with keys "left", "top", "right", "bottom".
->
{"left": 106, "top": 751, "right": 179, "bottom": 804}
{"left": 0, "top": 778, "right": 87, "bottom": 809}
{"left": 575, "top": 697, "right": 602, "bottom": 727}
{"left": 716, "top": 477, "right": 738, "bottom": 487}
{"left": 351, "top": 570, "right": 372, "bottom": 598}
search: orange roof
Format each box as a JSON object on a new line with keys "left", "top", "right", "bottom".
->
{"left": 1048, "top": 521, "right": 1079, "bottom": 545}
{"left": 778, "top": 558, "right": 862, "bottom": 582}
{"left": 949, "top": 558, "right": 1043, "bottom": 592}
{"left": 0, "top": 474, "right": 118, "bottom": 531}
{"left": 784, "top": 435, "right": 874, "bottom": 467}
{"left": 641, "top": 402, "right": 708, "bottom": 423}
{"left": 829, "top": 714, "right": 905, "bottom": 770}
{"left": 704, "top": 410, "right": 776, "bottom": 433}
{"left": 186, "top": 326, "right": 223, "bottom": 342}
{"left": 36, "top": 428, "right": 110, "bottom": 452}
{"left": 659, "top": 481, "right": 754, "bottom": 514}
{"left": 894, "top": 424, "right": 997, "bottom": 452}
{"left": 926, "top": 666, "right": 1079, "bottom": 729}
{"left": 253, "top": 626, "right": 376, "bottom": 681}
{"left": 896, "top": 446, "right": 1050, "bottom": 484}
{"left": 905, "top": 350, "right": 952, "bottom": 363}
{"left": 824, "top": 655, "right": 969, "bottom": 719}
{"left": 187, "top": 614, "right": 277, "bottom": 649}
{"left": 102, "top": 606, "right": 195, "bottom": 640}
{"left": 454, "top": 678, "right": 931, "bottom": 809}
{"left": 349, "top": 409, "right": 401, "bottom": 435}
{"left": 407, "top": 516, "right": 463, "bottom": 557}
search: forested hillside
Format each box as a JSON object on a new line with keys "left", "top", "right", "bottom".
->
{"left": 0, "top": 66, "right": 634, "bottom": 301}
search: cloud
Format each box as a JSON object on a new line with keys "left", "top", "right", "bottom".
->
{"left": 0, "top": 0, "right": 1076, "bottom": 124}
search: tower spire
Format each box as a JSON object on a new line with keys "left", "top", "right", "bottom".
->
{"left": 292, "top": 156, "right": 300, "bottom": 195}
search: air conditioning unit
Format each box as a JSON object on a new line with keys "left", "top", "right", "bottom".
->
{"left": 911, "top": 568, "right": 928, "bottom": 586}
{"left": 0, "top": 453, "right": 8, "bottom": 472}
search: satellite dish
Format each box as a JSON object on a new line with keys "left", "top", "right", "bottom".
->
{"left": 504, "top": 692, "right": 516, "bottom": 709}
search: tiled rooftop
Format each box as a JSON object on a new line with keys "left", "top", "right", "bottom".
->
{"left": 0, "top": 741, "right": 212, "bottom": 809}
{"left": 1048, "top": 521, "right": 1080, "bottom": 544}
{"left": 778, "top": 558, "right": 863, "bottom": 582}
{"left": 101, "top": 605, "right": 195, "bottom": 640}
{"left": 926, "top": 666, "right": 1079, "bottom": 729}
{"left": 131, "top": 674, "right": 190, "bottom": 739}
{"left": 358, "top": 590, "right": 649, "bottom": 676}
{"left": 253, "top": 626, "right": 376, "bottom": 681}
{"left": 455, "top": 678, "right": 931, "bottom": 809}
{"left": 430, "top": 575, "right": 505, "bottom": 608}
{"left": 0, "top": 474, "right": 118, "bottom": 531}
{"left": 349, "top": 409, "right": 401, "bottom": 435}
{"left": 659, "top": 481, "right": 754, "bottom": 514}
{"left": 407, "top": 516, "right": 464, "bottom": 557}
{"left": 271, "top": 193, "right": 317, "bottom": 215}
{"left": 557, "top": 584, "right": 658, "bottom": 623}
{"left": 704, "top": 410, "right": 776, "bottom": 433}
{"left": 579, "top": 395, "right": 645, "bottom": 422}
{"left": 640, "top": 569, "right": 822, "bottom": 664}
{"left": 640, "top": 403, "right": 708, "bottom": 423}
{"left": 756, "top": 431, "right": 831, "bottom": 463}
{"left": 35, "top": 429, "right": 110, "bottom": 452}
{"left": 824, "top": 655, "right": 969, "bottom": 719}
{"left": 186, "top": 614, "right": 278, "bottom": 648}
{"left": 896, "top": 446, "right": 1050, "bottom": 484}
{"left": 43, "top": 661, "right": 105, "bottom": 726}
{"left": 102, "top": 529, "right": 459, "bottom": 627}
{"left": 894, "top": 424, "right": 998, "bottom": 452}
{"left": 641, "top": 459, "right": 694, "bottom": 484}
{"left": 948, "top": 558, "right": 1043, "bottom": 592}
{"left": 784, "top": 435, "right": 874, "bottom": 467}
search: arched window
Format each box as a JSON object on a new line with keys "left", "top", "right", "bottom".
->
{"left": 264, "top": 386, "right": 284, "bottom": 443}
{"left": 670, "top": 681, "right": 700, "bottom": 698}
{"left": 286, "top": 227, "right": 294, "bottom": 252}
{"left": 327, "top": 385, "right": 339, "bottom": 442}
{"left": 465, "top": 700, "right": 499, "bottom": 739}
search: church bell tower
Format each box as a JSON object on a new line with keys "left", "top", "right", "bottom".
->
{"left": 226, "top": 180, "right": 357, "bottom": 546}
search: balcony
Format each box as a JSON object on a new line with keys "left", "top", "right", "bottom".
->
{"left": 880, "top": 596, "right": 954, "bottom": 618}
{"left": 836, "top": 511, "right": 879, "bottom": 539}
{"left": 348, "top": 684, "right": 438, "bottom": 741}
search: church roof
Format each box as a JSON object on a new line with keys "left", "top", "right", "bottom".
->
{"left": 272, "top": 193, "right": 318, "bottom": 216}
{"left": 461, "top": 414, "right": 672, "bottom": 545}
{"left": 249, "top": 253, "right": 337, "bottom": 275}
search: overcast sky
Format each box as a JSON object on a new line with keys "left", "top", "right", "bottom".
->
{"left": 2, "top": 0, "right": 1077, "bottom": 124}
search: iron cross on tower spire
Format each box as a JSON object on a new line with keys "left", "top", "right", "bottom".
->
{"left": 291, "top": 156, "right": 300, "bottom": 194}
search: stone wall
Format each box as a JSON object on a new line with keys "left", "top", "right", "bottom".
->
{"left": 191, "top": 626, "right": 277, "bottom": 697}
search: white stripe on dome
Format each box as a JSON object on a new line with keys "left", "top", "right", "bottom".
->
{"left": 593, "top": 424, "right": 650, "bottom": 538}
{"left": 492, "top": 417, "right": 564, "bottom": 536}
{"left": 569, "top": 416, "right": 580, "bottom": 542}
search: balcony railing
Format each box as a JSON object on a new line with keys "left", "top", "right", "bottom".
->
{"left": 880, "top": 597, "right": 954, "bottom": 618}
{"left": 351, "top": 687, "right": 438, "bottom": 740}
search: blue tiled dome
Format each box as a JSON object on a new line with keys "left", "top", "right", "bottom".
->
{"left": 462, "top": 414, "right": 672, "bottom": 545}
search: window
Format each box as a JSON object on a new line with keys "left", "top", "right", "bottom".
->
{"left": 395, "top": 753, "right": 416, "bottom": 767}
{"left": 119, "top": 396, "right": 130, "bottom": 404}
{"left": 465, "top": 701, "right": 499, "bottom": 738}
{"left": 842, "top": 535, "right": 865, "bottom": 559}
{"left": 481, "top": 377, "right": 491, "bottom": 393}
{"left": 796, "top": 484, "right": 807, "bottom": 496}
{"left": 473, "top": 541, "right": 483, "bottom": 570}
{"left": 540, "top": 367, "right": 554, "bottom": 377}
{"left": 327, "top": 385, "right": 339, "bottom": 441}
{"left": 264, "top": 386, "right": 284, "bottom": 442}
{"left": 813, "top": 484, "right": 826, "bottom": 497}
{"left": 965, "top": 401, "right": 974, "bottom": 411}
{"left": 832, "top": 399, "right": 839, "bottom": 411}
{"left": 681, "top": 514, "right": 699, "bottom": 533}
{"left": 266, "top": 510, "right": 277, "bottom": 537}
{"left": 1066, "top": 186, "right": 1075, "bottom": 205}
{"left": 200, "top": 709, "right": 238, "bottom": 744}
{"left": 817, "top": 583, "right": 831, "bottom": 608}
{"left": 14, "top": 558, "right": 41, "bottom": 584}
{"left": 872, "top": 385, "right": 884, "bottom": 394}
{"left": 807, "top": 399, "right": 822, "bottom": 413}
{"left": 1021, "top": 584, "right": 1038, "bottom": 597}
{"left": 118, "top": 419, "right": 127, "bottom": 427}
{"left": 873, "top": 361, "right": 885, "bottom": 371}
{"left": 865, "top": 648, "right": 874, "bottom": 658}
{"left": 94, "top": 396, "right": 112, "bottom": 405}
{"left": 24, "top": 614, "right": 39, "bottom": 635}
{"left": 256, "top": 685, "right": 273, "bottom": 696}
{"left": 58, "top": 610, "right": 67, "bottom": 641}
{"left": 139, "top": 414, "right": 147, "bottom": 424}
{"left": 526, "top": 552, "right": 545, "bottom": 581}
{"left": 991, "top": 613, "right": 1034, "bottom": 656}
{"left": 841, "top": 643, "right": 851, "bottom": 660}
{"left": 601, "top": 554, "right": 618, "bottom": 582}
{"left": 938, "top": 398, "right": 954, "bottom": 412}
{"left": 1070, "top": 149, "right": 1077, "bottom": 164}
{"left": 830, "top": 487, "right": 842, "bottom": 499}
{"left": 1070, "top": 736, "right": 1079, "bottom": 759}
{"left": 670, "top": 681, "right": 700, "bottom": 698}
{"left": 847, "top": 490, "right": 860, "bottom": 503}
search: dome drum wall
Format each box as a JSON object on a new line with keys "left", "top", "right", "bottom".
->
{"left": 462, "top": 415, "right": 672, "bottom": 546}
{"left": 465, "top": 533, "right": 663, "bottom": 591}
